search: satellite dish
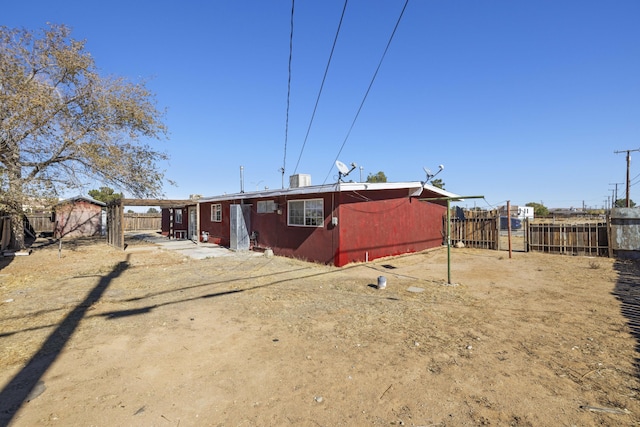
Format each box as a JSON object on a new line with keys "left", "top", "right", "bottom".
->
{"left": 336, "top": 160, "right": 357, "bottom": 182}
{"left": 423, "top": 163, "right": 445, "bottom": 183}
{"left": 336, "top": 160, "right": 350, "bottom": 175}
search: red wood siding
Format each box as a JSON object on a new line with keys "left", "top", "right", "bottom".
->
{"left": 255, "top": 194, "right": 335, "bottom": 264}
{"left": 55, "top": 200, "right": 103, "bottom": 238}
{"left": 335, "top": 189, "right": 445, "bottom": 266}
{"left": 197, "top": 188, "right": 445, "bottom": 267}
{"left": 160, "top": 206, "right": 192, "bottom": 239}
{"left": 199, "top": 201, "right": 231, "bottom": 245}
{"left": 200, "top": 196, "right": 335, "bottom": 261}
{"left": 161, "top": 209, "right": 170, "bottom": 236}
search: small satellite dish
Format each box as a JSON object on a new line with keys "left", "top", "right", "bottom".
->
{"left": 423, "top": 164, "right": 445, "bottom": 183}
{"left": 336, "top": 160, "right": 350, "bottom": 175}
{"left": 336, "top": 160, "right": 357, "bottom": 182}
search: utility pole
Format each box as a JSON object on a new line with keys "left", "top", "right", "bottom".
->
{"left": 614, "top": 148, "right": 640, "bottom": 207}
{"left": 609, "top": 182, "right": 623, "bottom": 208}
{"left": 611, "top": 189, "right": 615, "bottom": 209}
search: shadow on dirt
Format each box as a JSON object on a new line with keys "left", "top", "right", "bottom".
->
{"left": 0, "top": 256, "right": 13, "bottom": 274}
{"left": 0, "top": 235, "right": 36, "bottom": 273}
{"left": 0, "top": 254, "right": 131, "bottom": 426}
{"left": 611, "top": 258, "right": 640, "bottom": 375}
{"left": 98, "top": 265, "right": 400, "bottom": 322}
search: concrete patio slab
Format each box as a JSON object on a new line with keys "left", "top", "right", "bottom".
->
{"left": 126, "top": 232, "right": 262, "bottom": 260}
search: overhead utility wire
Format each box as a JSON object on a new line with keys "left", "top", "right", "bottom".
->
{"left": 281, "top": 0, "right": 295, "bottom": 188}
{"left": 629, "top": 171, "right": 640, "bottom": 186}
{"left": 292, "top": 0, "right": 349, "bottom": 175}
{"left": 322, "top": 0, "right": 410, "bottom": 184}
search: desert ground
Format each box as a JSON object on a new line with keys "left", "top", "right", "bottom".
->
{"left": 1, "top": 234, "right": 640, "bottom": 426}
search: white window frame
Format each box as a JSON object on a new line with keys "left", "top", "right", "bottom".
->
{"left": 175, "top": 208, "right": 183, "bottom": 224}
{"left": 211, "top": 204, "right": 222, "bottom": 222}
{"left": 288, "top": 199, "right": 324, "bottom": 227}
{"left": 257, "top": 200, "right": 277, "bottom": 213}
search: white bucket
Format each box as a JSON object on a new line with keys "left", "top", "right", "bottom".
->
{"left": 377, "top": 276, "right": 387, "bottom": 289}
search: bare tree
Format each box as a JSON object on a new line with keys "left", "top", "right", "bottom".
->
{"left": 0, "top": 24, "right": 168, "bottom": 249}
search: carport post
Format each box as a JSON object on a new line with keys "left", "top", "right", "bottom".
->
{"left": 419, "top": 195, "right": 484, "bottom": 285}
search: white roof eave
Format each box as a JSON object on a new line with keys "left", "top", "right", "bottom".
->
{"left": 198, "top": 181, "right": 460, "bottom": 203}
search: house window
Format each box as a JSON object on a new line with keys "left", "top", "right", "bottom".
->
{"left": 175, "top": 209, "right": 183, "bottom": 224}
{"left": 257, "top": 200, "right": 277, "bottom": 213}
{"left": 211, "top": 204, "right": 222, "bottom": 222}
{"left": 288, "top": 199, "right": 324, "bottom": 227}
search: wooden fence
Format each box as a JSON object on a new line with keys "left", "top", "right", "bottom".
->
{"left": 450, "top": 209, "right": 610, "bottom": 257}
{"left": 450, "top": 209, "right": 500, "bottom": 250}
{"left": 124, "top": 213, "right": 161, "bottom": 231}
{"left": 25, "top": 213, "right": 55, "bottom": 234}
{"left": 528, "top": 222, "right": 609, "bottom": 256}
{"left": 451, "top": 217, "right": 499, "bottom": 249}
{"left": 26, "top": 212, "right": 160, "bottom": 233}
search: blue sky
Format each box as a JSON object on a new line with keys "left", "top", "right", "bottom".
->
{"left": 4, "top": 1, "right": 639, "bottom": 209}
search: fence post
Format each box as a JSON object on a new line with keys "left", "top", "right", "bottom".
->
{"left": 607, "top": 214, "right": 613, "bottom": 258}
{"left": 507, "top": 200, "right": 512, "bottom": 258}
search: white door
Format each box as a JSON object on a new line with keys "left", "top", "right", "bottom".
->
{"left": 188, "top": 207, "right": 197, "bottom": 241}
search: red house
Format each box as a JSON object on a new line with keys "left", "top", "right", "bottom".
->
{"left": 175, "top": 180, "right": 457, "bottom": 267}
{"left": 161, "top": 203, "right": 197, "bottom": 240}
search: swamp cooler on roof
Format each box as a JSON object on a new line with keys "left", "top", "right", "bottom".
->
{"left": 290, "top": 174, "right": 311, "bottom": 188}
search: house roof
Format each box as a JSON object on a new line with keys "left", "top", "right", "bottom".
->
{"left": 199, "top": 181, "right": 460, "bottom": 203}
{"left": 56, "top": 195, "right": 107, "bottom": 207}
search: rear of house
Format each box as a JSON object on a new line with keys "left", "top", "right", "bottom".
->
{"left": 194, "top": 181, "right": 457, "bottom": 266}
{"left": 161, "top": 204, "right": 197, "bottom": 240}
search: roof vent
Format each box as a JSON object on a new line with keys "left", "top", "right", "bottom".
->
{"left": 289, "top": 174, "right": 311, "bottom": 188}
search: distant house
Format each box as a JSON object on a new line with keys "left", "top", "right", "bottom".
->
{"left": 162, "top": 179, "right": 458, "bottom": 266}
{"left": 54, "top": 196, "right": 106, "bottom": 238}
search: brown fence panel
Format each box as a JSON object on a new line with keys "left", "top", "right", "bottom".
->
{"left": 450, "top": 216, "right": 499, "bottom": 250}
{"left": 528, "top": 222, "right": 608, "bottom": 256}
{"left": 123, "top": 213, "right": 161, "bottom": 231}
{"left": 25, "top": 214, "right": 55, "bottom": 234}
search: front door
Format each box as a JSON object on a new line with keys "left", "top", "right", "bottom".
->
{"left": 188, "top": 206, "right": 197, "bottom": 241}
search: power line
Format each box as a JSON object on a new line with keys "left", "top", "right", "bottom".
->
{"left": 281, "top": 0, "right": 295, "bottom": 188}
{"left": 629, "top": 171, "right": 640, "bottom": 186}
{"left": 322, "top": 0, "right": 411, "bottom": 184}
{"left": 292, "top": 0, "right": 349, "bottom": 175}
{"left": 614, "top": 147, "right": 640, "bottom": 207}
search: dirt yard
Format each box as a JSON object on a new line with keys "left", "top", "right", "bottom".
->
{"left": 1, "top": 236, "right": 640, "bottom": 426}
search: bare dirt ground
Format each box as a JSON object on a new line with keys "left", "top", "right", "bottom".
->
{"left": 1, "top": 235, "right": 640, "bottom": 426}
